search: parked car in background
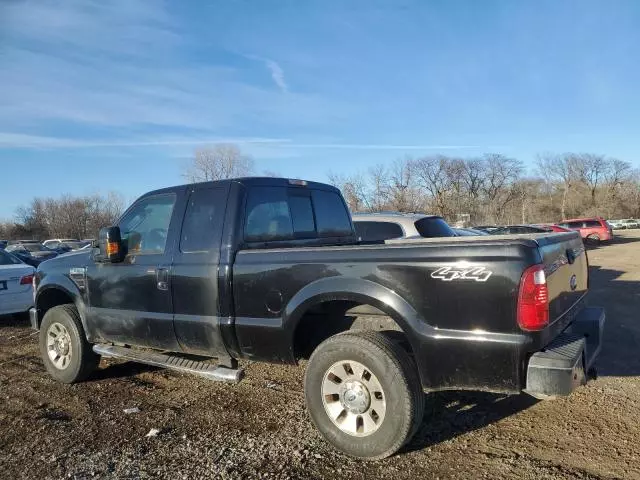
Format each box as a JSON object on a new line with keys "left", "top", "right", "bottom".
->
{"left": 472, "top": 225, "right": 500, "bottom": 233}
{"left": 5, "top": 242, "right": 58, "bottom": 267}
{"left": 489, "top": 225, "right": 551, "bottom": 235}
{"left": 556, "top": 217, "right": 613, "bottom": 244}
{"left": 619, "top": 219, "right": 639, "bottom": 229}
{"left": 532, "top": 224, "right": 573, "bottom": 233}
{"left": 43, "top": 238, "right": 79, "bottom": 250}
{"left": 608, "top": 220, "right": 625, "bottom": 230}
{"left": 0, "top": 249, "right": 35, "bottom": 317}
{"left": 453, "top": 227, "right": 490, "bottom": 236}
{"left": 352, "top": 212, "right": 455, "bottom": 242}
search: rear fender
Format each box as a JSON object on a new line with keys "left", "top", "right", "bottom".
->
{"left": 284, "top": 277, "right": 432, "bottom": 383}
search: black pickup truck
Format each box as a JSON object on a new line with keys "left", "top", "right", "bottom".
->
{"left": 31, "top": 177, "right": 604, "bottom": 459}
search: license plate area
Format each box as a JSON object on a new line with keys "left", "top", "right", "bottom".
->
{"left": 0, "top": 281, "right": 6, "bottom": 291}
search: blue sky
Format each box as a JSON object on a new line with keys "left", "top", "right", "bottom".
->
{"left": 1, "top": 0, "right": 639, "bottom": 218}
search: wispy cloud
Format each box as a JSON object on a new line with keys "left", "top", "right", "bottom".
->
{"left": 0, "top": 132, "right": 481, "bottom": 151}
{"left": 264, "top": 59, "right": 289, "bottom": 93}
{"left": 0, "top": 1, "right": 341, "bottom": 139}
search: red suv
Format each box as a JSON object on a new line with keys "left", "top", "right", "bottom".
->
{"left": 556, "top": 217, "right": 613, "bottom": 243}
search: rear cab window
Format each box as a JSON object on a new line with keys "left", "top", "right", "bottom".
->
{"left": 243, "top": 186, "right": 354, "bottom": 244}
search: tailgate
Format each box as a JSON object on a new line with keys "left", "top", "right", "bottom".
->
{"left": 537, "top": 232, "right": 588, "bottom": 325}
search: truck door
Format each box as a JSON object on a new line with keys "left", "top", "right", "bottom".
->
{"left": 85, "top": 191, "right": 182, "bottom": 350}
{"left": 171, "top": 184, "right": 230, "bottom": 357}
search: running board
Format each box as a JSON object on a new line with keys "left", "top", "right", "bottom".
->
{"left": 93, "top": 344, "right": 244, "bottom": 383}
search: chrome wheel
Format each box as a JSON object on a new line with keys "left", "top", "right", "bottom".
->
{"left": 46, "top": 322, "right": 73, "bottom": 370}
{"left": 321, "top": 360, "right": 386, "bottom": 437}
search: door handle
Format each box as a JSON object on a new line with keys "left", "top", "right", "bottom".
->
{"left": 156, "top": 267, "right": 169, "bottom": 291}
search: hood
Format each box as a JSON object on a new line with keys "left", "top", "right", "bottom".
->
{"left": 37, "top": 249, "right": 91, "bottom": 271}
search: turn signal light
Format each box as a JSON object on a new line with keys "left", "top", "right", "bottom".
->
{"left": 106, "top": 241, "right": 119, "bottom": 256}
{"left": 517, "top": 264, "right": 549, "bottom": 331}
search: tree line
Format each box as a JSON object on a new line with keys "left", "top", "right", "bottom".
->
{"left": 2, "top": 147, "right": 639, "bottom": 241}
{"left": 329, "top": 153, "right": 640, "bottom": 225}
{"left": 0, "top": 193, "right": 126, "bottom": 241}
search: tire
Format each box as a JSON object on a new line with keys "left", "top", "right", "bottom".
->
{"left": 586, "top": 234, "right": 601, "bottom": 245}
{"left": 304, "top": 331, "right": 425, "bottom": 460}
{"left": 39, "top": 304, "right": 100, "bottom": 384}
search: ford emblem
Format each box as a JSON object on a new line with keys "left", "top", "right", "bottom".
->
{"left": 570, "top": 274, "right": 577, "bottom": 291}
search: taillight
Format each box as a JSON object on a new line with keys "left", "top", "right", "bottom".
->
{"left": 20, "top": 273, "right": 34, "bottom": 285}
{"left": 517, "top": 264, "right": 549, "bottom": 331}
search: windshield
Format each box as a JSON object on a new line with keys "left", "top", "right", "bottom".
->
{"left": 0, "top": 250, "right": 22, "bottom": 265}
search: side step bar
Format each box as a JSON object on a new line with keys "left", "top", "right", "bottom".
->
{"left": 93, "top": 344, "right": 244, "bottom": 383}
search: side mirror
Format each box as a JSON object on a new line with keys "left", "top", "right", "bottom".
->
{"left": 98, "top": 226, "right": 125, "bottom": 263}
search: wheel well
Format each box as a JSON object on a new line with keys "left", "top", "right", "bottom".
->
{"left": 37, "top": 288, "right": 74, "bottom": 328}
{"left": 292, "top": 300, "right": 411, "bottom": 360}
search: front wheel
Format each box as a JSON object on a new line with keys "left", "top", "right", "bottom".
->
{"left": 304, "top": 331, "right": 424, "bottom": 460}
{"left": 39, "top": 304, "right": 100, "bottom": 384}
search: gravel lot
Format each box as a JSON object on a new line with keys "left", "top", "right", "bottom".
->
{"left": 1, "top": 231, "right": 639, "bottom": 479}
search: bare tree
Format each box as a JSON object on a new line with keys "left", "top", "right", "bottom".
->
{"left": 184, "top": 144, "right": 254, "bottom": 182}
{"left": 412, "top": 155, "right": 454, "bottom": 217}
{"left": 578, "top": 154, "right": 610, "bottom": 207}
{"left": 387, "top": 158, "right": 419, "bottom": 212}
{"left": 481, "top": 154, "right": 523, "bottom": 223}
{"left": 536, "top": 153, "right": 580, "bottom": 220}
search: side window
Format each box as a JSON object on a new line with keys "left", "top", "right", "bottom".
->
{"left": 118, "top": 194, "right": 176, "bottom": 255}
{"left": 180, "top": 188, "right": 226, "bottom": 253}
{"left": 245, "top": 187, "right": 294, "bottom": 241}
{"left": 311, "top": 190, "right": 353, "bottom": 237}
{"left": 568, "top": 221, "right": 583, "bottom": 229}
{"left": 355, "top": 221, "right": 403, "bottom": 241}
{"left": 584, "top": 220, "right": 600, "bottom": 228}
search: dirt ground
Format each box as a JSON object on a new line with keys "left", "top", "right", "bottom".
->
{"left": 1, "top": 232, "right": 639, "bottom": 480}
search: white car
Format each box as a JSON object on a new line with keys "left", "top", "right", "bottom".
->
{"left": 43, "top": 238, "right": 78, "bottom": 250}
{"left": 0, "top": 250, "right": 35, "bottom": 317}
{"left": 608, "top": 220, "right": 625, "bottom": 230}
{"left": 621, "top": 219, "right": 639, "bottom": 229}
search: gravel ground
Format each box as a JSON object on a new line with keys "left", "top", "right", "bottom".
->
{"left": 1, "top": 231, "right": 639, "bottom": 479}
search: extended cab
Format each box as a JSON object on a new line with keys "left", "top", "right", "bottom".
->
{"left": 31, "top": 177, "right": 605, "bottom": 460}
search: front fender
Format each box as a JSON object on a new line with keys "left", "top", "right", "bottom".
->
{"left": 36, "top": 272, "right": 89, "bottom": 332}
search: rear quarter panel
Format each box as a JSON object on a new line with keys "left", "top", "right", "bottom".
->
{"left": 233, "top": 237, "right": 545, "bottom": 392}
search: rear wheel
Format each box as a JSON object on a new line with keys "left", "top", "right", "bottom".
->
{"left": 586, "top": 233, "right": 601, "bottom": 245}
{"left": 39, "top": 304, "right": 100, "bottom": 383}
{"left": 304, "top": 331, "right": 424, "bottom": 460}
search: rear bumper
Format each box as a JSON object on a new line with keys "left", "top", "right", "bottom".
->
{"left": 0, "top": 292, "right": 33, "bottom": 317}
{"left": 525, "top": 306, "right": 605, "bottom": 398}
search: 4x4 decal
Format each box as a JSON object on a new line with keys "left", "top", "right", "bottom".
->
{"left": 431, "top": 265, "right": 492, "bottom": 282}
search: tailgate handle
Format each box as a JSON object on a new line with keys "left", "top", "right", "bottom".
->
{"left": 566, "top": 249, "right": 576, "bottom": 264}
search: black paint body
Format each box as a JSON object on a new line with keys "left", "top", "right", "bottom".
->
{"left": 34, "top": 178, "right": 589, "bottom": 393}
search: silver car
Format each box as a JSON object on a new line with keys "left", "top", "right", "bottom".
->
{"left": 0, "top": 250, "right": 35, "bottom": 317}
{"left": 352, "top": 212, "right": 455, "bottom": 241}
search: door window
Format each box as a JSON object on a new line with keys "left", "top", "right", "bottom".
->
{"left": 118, "top": 194, "right": 176, "bottom": 254}
{"left": 584, "top": 220, "right": 601, "bottom": 228}
{"left": 180, "top": 188, "right": 226, "bottom": 252}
